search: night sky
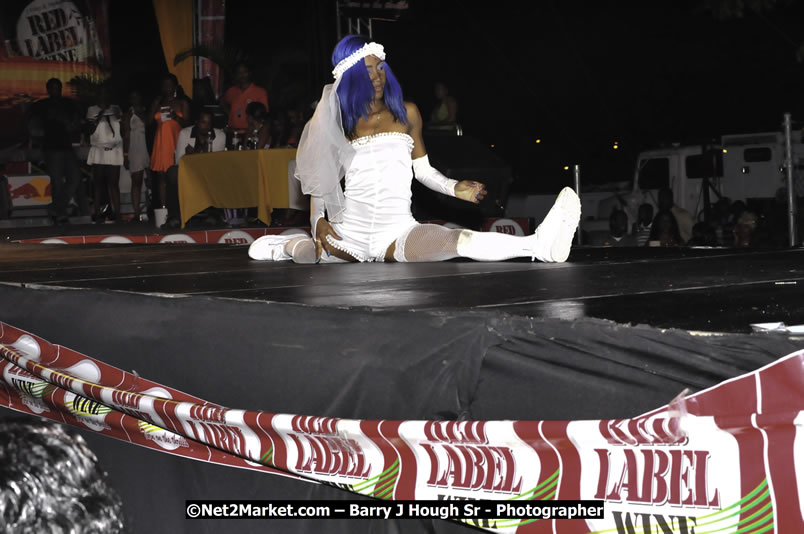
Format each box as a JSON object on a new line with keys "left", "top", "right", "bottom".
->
{"left": 109, "top": 0, "right": 804, "bottom": 189}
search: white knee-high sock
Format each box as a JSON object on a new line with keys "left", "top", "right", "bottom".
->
{"left": 455, "top": 187, "right": 582, "bottom": 262}
{"left": 455, "top": 230, "right": 538, "bottom": 261}
{"left": 284, "top": 237, "right": 347, "bottom": 264}
{"left": 285, "top": 237, "right": 316, "bottom": 264}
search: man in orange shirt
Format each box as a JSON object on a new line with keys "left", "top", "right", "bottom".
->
{"left": 221, "top": 62, "right": 268, "bottom": 133}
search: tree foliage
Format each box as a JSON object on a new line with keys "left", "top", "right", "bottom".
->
{"left": 701, "top": 0, "right": 804, "bottom": 61}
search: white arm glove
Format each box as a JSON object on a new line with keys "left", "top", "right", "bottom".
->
{"left": 412, "top": 154, "right": 458, "bottom": 197}
{"left": 310, "top": 195, "right": 326, "bottom": 235}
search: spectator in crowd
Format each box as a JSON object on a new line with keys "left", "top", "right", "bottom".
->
{"left": 728, "top": 200, "right": 747, "bottom": 224}
{"left": 632, "top": 203, "right": 654, "bottom": 246}
{"left": 428, "top": 81, "right": 458, "bottom": 131}
{"left": 175, "top": 109, "right": 226, "bottom": 158}
{"left": 686, "top": 222, "right": 718, "bottom": 247}
{"left": 161, "top": 110, "right": 225, "bottom": 228}
{"left": 711, "top": 197, "right": 732, "bottom": 245}
{"left": 148, "top": 74, "right": 191, "bottom": 210}
{"left": 608, "top": 210, "right": 636, "bottom": 246}
{"left": 590, "top": 209, "right": 636, "bottom": 246}
{"left": 285, "top": 108, "right": 305, "bottom": 147}
{"left": 658, "top": 188, "right": 694, "bottom": 244}
{"left": 122, "top": 89, "right": 150, "bottom": 222}
{"left": 245, "top": 102, "right": 271, "bottom": 149}
{"left": 269, "top": 112, "right": 288, "bottom": 148}
{"left": 191, "top": 76, "right": 218, "bottom": 119}
{"left": 27, "top": 78, "right": 87, "bottom": 223}
{"left": 648, "top": 210, "right": 684, "bottom": 247}
{"left": 85, "top": 88, "right": 123, "bottom": 223}
{"left": 733, "top": 211, "right": 758, "bottom": 248}
{"left": 221, "top": 62, "right": 268, "bottom": 133}
{"left": 717, "top": 199, "right": 746, "bottom": 247}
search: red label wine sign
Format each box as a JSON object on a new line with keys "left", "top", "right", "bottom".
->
{"left": 0, "top": 321, "right": 801, "bottom": 533}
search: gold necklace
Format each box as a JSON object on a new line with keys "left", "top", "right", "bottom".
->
{"left": 370, "top": 110, "right": 382, "bottom": 134}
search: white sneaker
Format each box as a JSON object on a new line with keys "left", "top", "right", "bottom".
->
{"left": 530, "top": 187, "right": 581, "bottom": 262}
{"left": 248, "top": 235, "right": 295, "bottom": 261}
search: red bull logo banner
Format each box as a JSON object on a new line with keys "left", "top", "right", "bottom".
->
{"left": 0, "top": 320, "right": 802, "bottom": 532}
{"left": 7, "top": 174, "right": 51, "bottom": 207}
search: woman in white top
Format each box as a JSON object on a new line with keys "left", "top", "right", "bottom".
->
{"left": 122, "top": 90, "right": 150, "bottom": 221}
{"left": 86, "top": 89, "right": 123, "bottom": 222}
{"left": 249, "top": 35, "right": 580, "bottom": 264}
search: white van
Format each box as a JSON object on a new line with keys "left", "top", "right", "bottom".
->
{"left": 620, "top": 131, "right": 804, "bottom": 222}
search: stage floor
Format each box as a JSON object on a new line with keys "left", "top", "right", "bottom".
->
{"left": 3, "top": 240, "right": 804, "bottom": 534}
{"left": 1, "top": 242, "right": 802, "bottom": 333}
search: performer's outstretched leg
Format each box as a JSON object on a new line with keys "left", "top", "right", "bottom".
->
{"left": 251, "top": 188, "right": 580, "bottom": 264}
{"left": 392, "top": 187, "right": 581, "bottom": 263}
{"left": 248, "top": 235, "right": 348, "bottom": 263}
{"left": 392, "top": 224, "right": 541, "bottom": 262}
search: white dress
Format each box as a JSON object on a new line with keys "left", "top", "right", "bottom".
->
{"left": 326, "top": 132, "right": 419, "bottom": 262}
{"left": 127, "top": 111, "right": 150, "bottom": 172}
{"left": 86, "top": 105, "right": 123, "bottom": 166}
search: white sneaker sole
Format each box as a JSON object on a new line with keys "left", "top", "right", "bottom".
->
{"left": 248, "top": 235, "right": 295, "bottom": 261}
{"left": 534, "top": 187, "right": 582, "bottom": 263}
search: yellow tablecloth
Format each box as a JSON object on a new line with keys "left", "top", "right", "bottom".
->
{"left": 178, "top": 148, "right": 297, "bottom": 228}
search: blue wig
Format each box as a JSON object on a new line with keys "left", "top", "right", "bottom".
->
{"left": 332, "top": 35, "right": 407, "bottom": 138}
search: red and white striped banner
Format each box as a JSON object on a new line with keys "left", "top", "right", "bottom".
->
{"left": 1, "top": 321, "right": 801, "bottom": 532}
{"left": 12, "top": 218, "right": 532, "bottom": 246}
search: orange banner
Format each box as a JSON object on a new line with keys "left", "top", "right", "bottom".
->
{"left": 152, "top": 0, "right": 194, "bottom": 99}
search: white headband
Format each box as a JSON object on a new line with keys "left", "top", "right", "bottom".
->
{"left": 331, "top": 42, "right": 386, "bottom": 79}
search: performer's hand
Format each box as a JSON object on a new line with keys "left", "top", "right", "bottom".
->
{"left": 123, "top": 156, "right": 130, "bottom": 170}
{"left": 314, "top": 219, "right": 342, "bottom": 260}
{"left": 455, "top": 180, "right": 487, "bottom": 204}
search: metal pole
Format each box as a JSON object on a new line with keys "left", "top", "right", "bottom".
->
{"left": 784, "top": 113, "right": 797, "bottom": 247}
{"left": 193, "top": 0, "right": 200, "bottom": 80}
{"left": 574, "top": 164, "right": 582, "bottom": 246}
{"left": 335, "top": 0, "right": 342, "bottom": 41}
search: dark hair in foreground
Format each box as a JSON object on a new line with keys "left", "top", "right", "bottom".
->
{"left": 0, "top": 420, "right": 125, "bottom": 532}
{"left": 332, "top": 34, "right": 407, "bottom": 138}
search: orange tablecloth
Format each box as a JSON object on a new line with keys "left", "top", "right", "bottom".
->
{"left": 178, "top": 148, "right": 297, "bottom": 228}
